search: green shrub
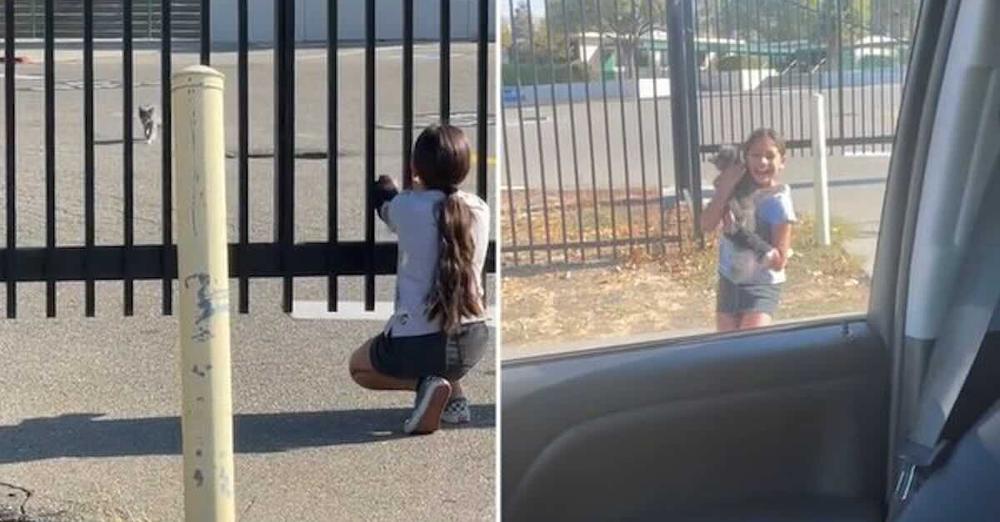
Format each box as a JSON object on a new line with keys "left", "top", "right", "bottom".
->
{"left": 857, "top": 55, "right": 896, "bottom": 69}
{"left": 502, "top": 62, "right": 592, "bottom": 86}
{"left": 715, "top": 54, "right": 770, "bottom": 71}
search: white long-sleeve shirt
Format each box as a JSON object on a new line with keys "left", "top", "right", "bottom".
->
{"left": 379, "top": 189, "right": 490, "bottom": 337}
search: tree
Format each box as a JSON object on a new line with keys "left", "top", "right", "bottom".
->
{"left": 710, "top": 0, "right": 871, "bottom": 70}
{"left": 549, "top": 0, "right": 668, "bottom": 79}
{"left": 504, "top": 1, "right": 570, "bottom": 65}
{"left": 502, "top": 19, "right": 513, "bottom": 56}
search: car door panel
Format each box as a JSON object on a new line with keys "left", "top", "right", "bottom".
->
{"left": 503, "top": 320, "right": 888, "bottom": 521}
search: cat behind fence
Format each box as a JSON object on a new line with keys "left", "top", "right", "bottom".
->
{"left": 138, "top": 105, "right": 160, "bottom": 145}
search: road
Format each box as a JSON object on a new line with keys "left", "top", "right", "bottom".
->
{"left": 502, "top": 83, "right": 899, "bottom": 189}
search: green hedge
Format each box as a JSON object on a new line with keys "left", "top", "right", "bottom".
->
{"left": 502, "top": 62, "right": 592, "bottom": 86}
{"left": 715, "top": 55, "right": 770, "bottom": 71}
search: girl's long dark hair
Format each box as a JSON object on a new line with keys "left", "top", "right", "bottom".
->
{"left": 413, "top": 124, "right": 483, "bottom": 334}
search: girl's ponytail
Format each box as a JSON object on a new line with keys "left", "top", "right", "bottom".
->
{"left": 413, "top": 124, "right": 483, "bottom": 333}
{"left": 428, "top": 188, "right": 483, "bottom": 334}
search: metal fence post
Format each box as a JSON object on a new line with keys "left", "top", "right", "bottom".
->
{"left": 275, "top": 0, "right": 296, "bottom": 313}
{"left": 667, "top": 0, "right": 690, "bottom": 192}
{"left": 682, "top": 0, "right": 703, "bottom": 248}
{"left": 668, "top": 0, "right": 703, "bottom": 246}
{"left": 810, "top": 92, "right": 831, "bottom": 246}
{"left": 172, "top": 65, "right": 236, "bottom": 522}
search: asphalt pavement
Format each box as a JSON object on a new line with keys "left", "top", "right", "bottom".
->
{"left": 0, "top": 281, "right": 496, "bottom": 522}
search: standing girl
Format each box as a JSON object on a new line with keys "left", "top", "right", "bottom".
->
{"left": 348, "top": 124, "right": 491, "bottom": 435}
{"left": 701, "top": 128, "right": 797, "bottom": 332}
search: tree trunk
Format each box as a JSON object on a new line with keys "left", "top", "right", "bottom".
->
{"left": 621, "top": 39, "right": 637, "bottom": 79}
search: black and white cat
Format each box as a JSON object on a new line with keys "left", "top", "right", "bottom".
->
{"left": 712, "top": 144, "right": 783, "bottom": 282}
{"left": 138, "top": 105, "right": 160, "bottom": 144}
{"left": 712, "top": 144, "right": 773, "bottom": 257}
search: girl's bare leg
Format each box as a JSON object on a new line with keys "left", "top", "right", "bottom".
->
{"left": 348, "top": 337, "right": 419, "bottom": 391}
{"left": 717, "top": 313, "right": 740, "bottom": 332}
{"left": 739, "top": 312, "right": 773, "bottom": 330}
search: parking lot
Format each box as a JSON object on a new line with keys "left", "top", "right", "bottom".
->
{"left": 0, "top": 42, "right": 497, "bottom": 521}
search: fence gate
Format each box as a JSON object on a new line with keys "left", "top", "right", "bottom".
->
{"left": 501, "top": 0, "right": 686, "bottom": 268}
{"left": 688, "top": 0, "right": 919, "bottom": 157}
{"left": 0, "top": 0, "right": 494, "bottom": 318}
{"left": 0, "top": 0, "right": 202, "bottom": 40}
{"left": 501, "top": 0, "right": 919, "bottom": 266}
{"left": 677, "top": 0, "right": 920, "bottom": 242}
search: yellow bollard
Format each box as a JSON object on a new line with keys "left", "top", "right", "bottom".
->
{"left": 172, "top": 65, "right": 236, "bottom": 522}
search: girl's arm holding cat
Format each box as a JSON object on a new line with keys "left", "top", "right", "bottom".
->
{"left": 700, "top": 164, "right": 743, "bottom": 233}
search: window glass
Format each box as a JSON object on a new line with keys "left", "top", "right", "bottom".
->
{"left": 500, "top": 0, "right": 921, "bottom": 357}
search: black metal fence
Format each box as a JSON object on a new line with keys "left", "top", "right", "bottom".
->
{"left": 690, "top": 0, "right": 917, "bottom": 157}
{"left": 0, "top": 0, "right": 202, "bottom": 40}
{"left": 501, "top": 0, "right": 919, "bottom": 266}
{"left": 0, "top": 0, "right": 494, "bottom": 318}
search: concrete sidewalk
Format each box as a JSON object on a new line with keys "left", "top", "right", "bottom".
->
{"left": 0, "top": 281, "right": 496, "bottom": 522}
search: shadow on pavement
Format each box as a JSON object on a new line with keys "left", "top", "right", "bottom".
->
{"left": 0, "top": 405, "right": 495, "bottom": 464}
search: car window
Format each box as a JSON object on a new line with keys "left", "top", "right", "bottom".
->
{"left": 501, "top": 0, "right": 922, "bottom": 358}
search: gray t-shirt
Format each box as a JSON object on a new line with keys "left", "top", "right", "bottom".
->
{"left": 379, "top": 189, "right": 490, "bottom": 337}
{"left": 718, "top": 184, "right": 796, "bottom": 285}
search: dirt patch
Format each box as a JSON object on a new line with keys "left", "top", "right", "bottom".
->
{"left": 502, "top": 211, "right": 870, "bottom": 352}
{"left": 502, "top": 186, "right": 681, "bottom": 266}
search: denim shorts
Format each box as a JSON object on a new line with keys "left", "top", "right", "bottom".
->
{"left": 370, "top": 321, "right": 489, "bottom": 381}
{"left": 717, "top": 276, "right": 782, "bottom": 315}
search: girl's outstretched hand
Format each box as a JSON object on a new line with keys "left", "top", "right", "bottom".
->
{"left": 376, "top": 175, "right": 398, "bottom": 191}
{"left": 372, "top": 175, "right": 400, "bottom": 210}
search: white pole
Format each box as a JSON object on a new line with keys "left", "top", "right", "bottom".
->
{"left": 172, "top": 65, "right": 236, "bottom": 522}
{"left": 810, "top": 92, "right": 832, "bottom": 246}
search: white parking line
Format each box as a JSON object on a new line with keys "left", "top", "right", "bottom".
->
{"left": 0, "top": 73, "right": 44, "bottom": 81}
{"left": 296, "top": 49, "right": 364, "bottom": 60}
{"left": 504, "top": 118, "right": 549, "bottom": 127}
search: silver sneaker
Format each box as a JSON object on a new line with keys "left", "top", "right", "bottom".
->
{"left": 441, "top": 397, "right": 472, "bottom": 424}
{"left": 403, "top": 376, "right": 452, "bottom": 435}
